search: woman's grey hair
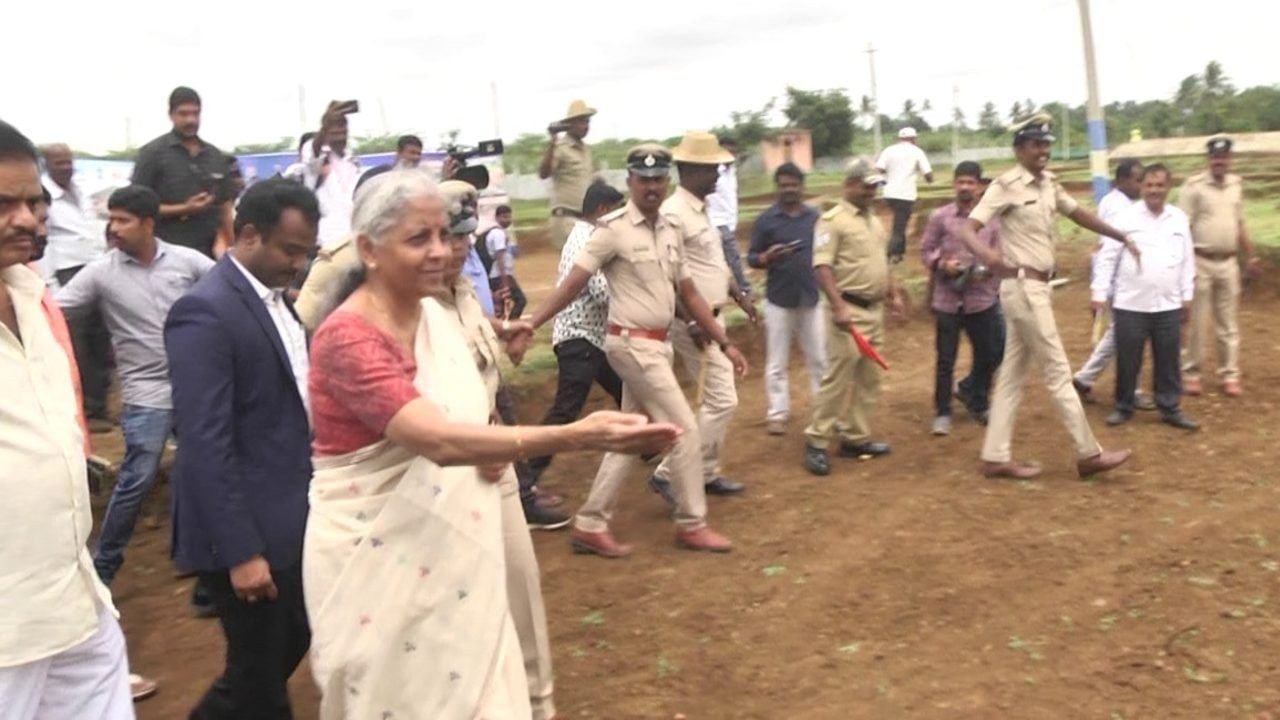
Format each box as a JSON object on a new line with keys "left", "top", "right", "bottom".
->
{"left": 351, "top": 168, "right": 442, "bottom": 245}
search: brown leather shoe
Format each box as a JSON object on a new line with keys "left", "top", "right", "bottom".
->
{"left": 981, "top": 460, "right": 1043, "bottom": 480}
{"left": 1222, "top": 378, "right": 1242, "bottom": 397}
{"left": 570, "top": 528, "right": 633, "bottom": 559}
{"left": 1077, "top": 449, "right": 1132, "bottom": 478}
{"left": 675, "top": 526, "right": 733, "bottom": 553}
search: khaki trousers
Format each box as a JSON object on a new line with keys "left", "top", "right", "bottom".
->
{"left": 804, "top": 301, "right": 883, "bottom": 449}
{"left": 1182, "top": 255, "right": 1240, "bottom": 380}
{"left": 656, "top": 319, "right": 738, "bottom": 480}
{"left": 500, "top": 468, "right": 555, "bottom": 720}
{"left": 547, "top": 215, "right": 576, "bottom": 250}
{"left": 981, "top": 278, "right": 1102, "bottom": 463}
{"left": 575, "top": 335, "right": 708, "bottom": 532}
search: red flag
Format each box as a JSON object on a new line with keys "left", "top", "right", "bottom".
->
{"left": 847, "top": 326, "right": 889, "bottom": 370}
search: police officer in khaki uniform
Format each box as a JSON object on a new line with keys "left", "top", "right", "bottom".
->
{"left": 802, "top": 158, "right": 902, "bottom": 476}
{"left": 539, "top": 100, "right": 597, "bottom": 249}
{"left": 1178, "top": 135, "right": 1258, "bottom": 398}
{"left": 435, "top": 179, "right": 558, "bottom": 720}
{"left": 650, "top": 132, "right": 757, "bottom": 501}
{"left": 955, "top": 113, "right": 1136, "bottom": 479}
{"left": 527, "top": 144, "right": 749, "bottom": 557}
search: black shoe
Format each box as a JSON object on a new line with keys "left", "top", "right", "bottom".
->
{"left": 953, "top": 383, "right": 974, "bottom": 409}
{"left": 705, "top": 476, "right": 746, "bottom": 495}
{"left": 839, "top": 440, "right": 892, "bottom": 458}
{"left": 1073, "top": 378, "right": 1096, "bottom": 404}
{"left": 524, "top": 501, "right": 571, "bottom": 531}
{"left": 969, "top": 408, "right": 990, "bottom": 426}
{"left": 648, "top": 474, "right": 676, "bottom": 508}
{"left": 1105, "top": 410, "right": 1132, "bottom": 426}
{"left": 804, "top": 445, "right": 830, "bottom": 476}
{"left": 1162, "top": 412, "right": 1200, "bottom": 431}
{"left": 191, "top": 582, "right": 218, "bottom": 619}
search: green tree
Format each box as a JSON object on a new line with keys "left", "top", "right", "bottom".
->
{"left": 897, "top": 99, "right": 932, "bottom": 133}
{"left": 783, "top": 86, "right": 855, "bottom": 157}
{"left": 1008, "top": 101, "right": 1023, "bottom": 122}
{"left": 978, "top": 102, "right": 1003, "bottom": 136}
{"left": 711, "top": 98, "right": 777, "bottom": 160}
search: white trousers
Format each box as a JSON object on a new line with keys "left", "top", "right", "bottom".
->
{"left": 0, "top": 602, "right": 133, "bottom": 720}
{"left": 1075, "top": 319, "right": 1115, "bottom": 387}
{"left": 764, "top": 300, "right": 827, "bottom": 422}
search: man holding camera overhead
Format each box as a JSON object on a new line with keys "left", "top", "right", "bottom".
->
{"left": 301, "top": 100, "right": 362, "bottom": 248}
{"left": 921, "top": 161, "right": 1004, "bottom": 436}
{"left": 539, "top": 100, "right": 596, "bottom": 249}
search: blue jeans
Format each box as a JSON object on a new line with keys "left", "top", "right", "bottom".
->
{"left": 93, "top": 404, "right": 173, "bottom": 585}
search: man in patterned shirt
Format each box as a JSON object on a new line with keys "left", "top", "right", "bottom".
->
{"left": 525, "top": 180, "right": 626, "bottom": 485}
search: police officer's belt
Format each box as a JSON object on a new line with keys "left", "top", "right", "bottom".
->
{"left": 839, "top": 292, "right": 881, "bottom": 309}
{"left": 1194, "top": 248, "right": 1236, "bottom": 261}
{"left": 551, "top": 207, "right": 583, "bottom": 219}
{"left": 607, "top": 324, "right": 668, "bottom": 342}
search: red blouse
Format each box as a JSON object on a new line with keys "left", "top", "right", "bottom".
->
{"left": 309, "top": 310, "right": 421, "bottom": 457}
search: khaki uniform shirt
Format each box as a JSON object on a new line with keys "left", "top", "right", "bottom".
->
{"left": 662, "top": 186, "right": 732, "bottom": 307}
{"left": 550, "top": 136, "right": 594, "bottom": 212}
{"left": 437, "top": 276, "right": 502, "bottom": 408}
{"left": 1178, "top": 171, "right": 1243, "bottom": 253}
{"left": 812, "top": 200, "right": 889, "bottom": 301}
{"left": 574, "top": 200, "right": 688, "bottom": 330}
{"left": 970, "top": 166, "right": 1079, "bottom": 273}
{"left": 296, "top": 235, "right": 359, "bottom": 332}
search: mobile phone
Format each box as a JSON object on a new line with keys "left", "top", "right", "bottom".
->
{"left": 334, "top": 100, "right": 360, "bottom": 115}
{"left": 786, "top": 239, "right": 805, "bottom": 249}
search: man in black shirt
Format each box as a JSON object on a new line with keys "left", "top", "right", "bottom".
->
{"left": 131, "top": 86, "right": 227, "bottom": 258}
{"left": 747, "top": 162, "right": 824, "bottom": 436}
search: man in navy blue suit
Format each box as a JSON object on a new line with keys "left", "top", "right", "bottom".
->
{"left": 165, "top": 178, "right": 319, "bottom": 719}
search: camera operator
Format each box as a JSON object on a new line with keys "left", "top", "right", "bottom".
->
{"left": 920, "top": 161, "right": 1004, "bottom": 435}
{"left": 538, "top": 100, "right": 596, "bottom": 248}
{"left": 302, "top": 100, "right": 362, "bottom": 247}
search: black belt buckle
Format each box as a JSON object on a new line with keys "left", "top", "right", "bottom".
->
{"left": 839, "top": 292, "right": 876, "bottom": 310}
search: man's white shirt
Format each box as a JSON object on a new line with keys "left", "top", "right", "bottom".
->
{"left": 706, "top": 163, "right": 739, "bottom": 230}
{"left": 875, "top": 142, "right": 932, "bottom": 201}
{"left": 1093, "top": 202, "right": 1195, "bottom": 313}
{"left": 40, "top": 174, "right": 106, "bottom": 286}
{"left": 299, "top": 142, "right": 360, "bottom": 248}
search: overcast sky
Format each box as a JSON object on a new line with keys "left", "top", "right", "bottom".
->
{"left": 9, "top": 0, "right": 1278, "bottom": 155}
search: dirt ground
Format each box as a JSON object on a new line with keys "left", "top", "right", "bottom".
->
{"left": 98, "top": 212, "right": 1280, "bottom": 720}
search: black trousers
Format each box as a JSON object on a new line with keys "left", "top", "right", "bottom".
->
{"left": 1113, "top": 307, "right": 1182, "bottom": 416}
{"left": 526, "top": 338, "right": 624, "bottom": 481}
{"left": 493, "top": 385, "right": 539, "bottom": 507}
{"left": 191, "top": 564, "right": 311, "bottom": 720}
{"left": 934, "top": 304, "right": 1005, "bottom": 416}
{"left": 886, "top": 198, "right": 915, "bottom": 259}
{"left": 56, "top": 265, "right": 111, "bottom": 419}
{"left": 490, "top": 276, "right": 527, "bottom": 319}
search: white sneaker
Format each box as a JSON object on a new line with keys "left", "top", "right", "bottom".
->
{"left": 931, "top": 416, "right": 952, "bottom": 436}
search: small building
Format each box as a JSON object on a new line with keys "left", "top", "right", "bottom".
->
{"left": 760, "top": 129, "right": 813, "bottom": 174}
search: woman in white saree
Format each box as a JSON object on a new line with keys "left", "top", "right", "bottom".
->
{"left": 303, "top": 171, "right": 679, "bottom": 720}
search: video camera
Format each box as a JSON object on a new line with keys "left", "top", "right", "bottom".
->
{"left": 444, "top": 139, "right": 504, "bottom": 190}
{"left": 947, "top": 264, "right": 992, "bottom": 293}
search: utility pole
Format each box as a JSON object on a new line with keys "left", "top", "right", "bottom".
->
{"left": 124, "top": 117, "right": 132, "bottom": 150}
{"left": 1077, "top": 0, "right": 1109, "bottom": 202}
{"left": 377, "top": 98, "right": 390, "bottom": 135}
{"left": 867, "top": 43, "right": 882, "bottom": 156}
{"left": 951, "top": 85, "right": 960, "bottom": 166}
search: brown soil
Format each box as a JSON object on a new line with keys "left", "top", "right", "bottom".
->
{"left": 100, "top": 218, "right": 1280, "bottom": 719}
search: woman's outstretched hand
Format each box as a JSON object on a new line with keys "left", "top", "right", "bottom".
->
{"left": 571, "top": 411, "right": 681, "bottom": 456}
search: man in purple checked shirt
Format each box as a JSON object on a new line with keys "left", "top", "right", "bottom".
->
{"left": 921, "top": 161, "right": 1004, "bottom": 436}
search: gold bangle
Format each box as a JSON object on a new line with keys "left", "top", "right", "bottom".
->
{"left": 513, "top": 426, "right": 525, "bottom": 462}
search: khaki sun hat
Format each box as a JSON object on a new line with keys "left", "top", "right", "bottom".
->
{"left": 670, "top": 131, "right": 734, "bottom": 165}
{"left": 561, "top": 99, "right": 597, "bottom": 123}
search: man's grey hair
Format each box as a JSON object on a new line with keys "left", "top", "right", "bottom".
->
{"left": 351, "top": 169, "right": 441, "bottom": 244}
